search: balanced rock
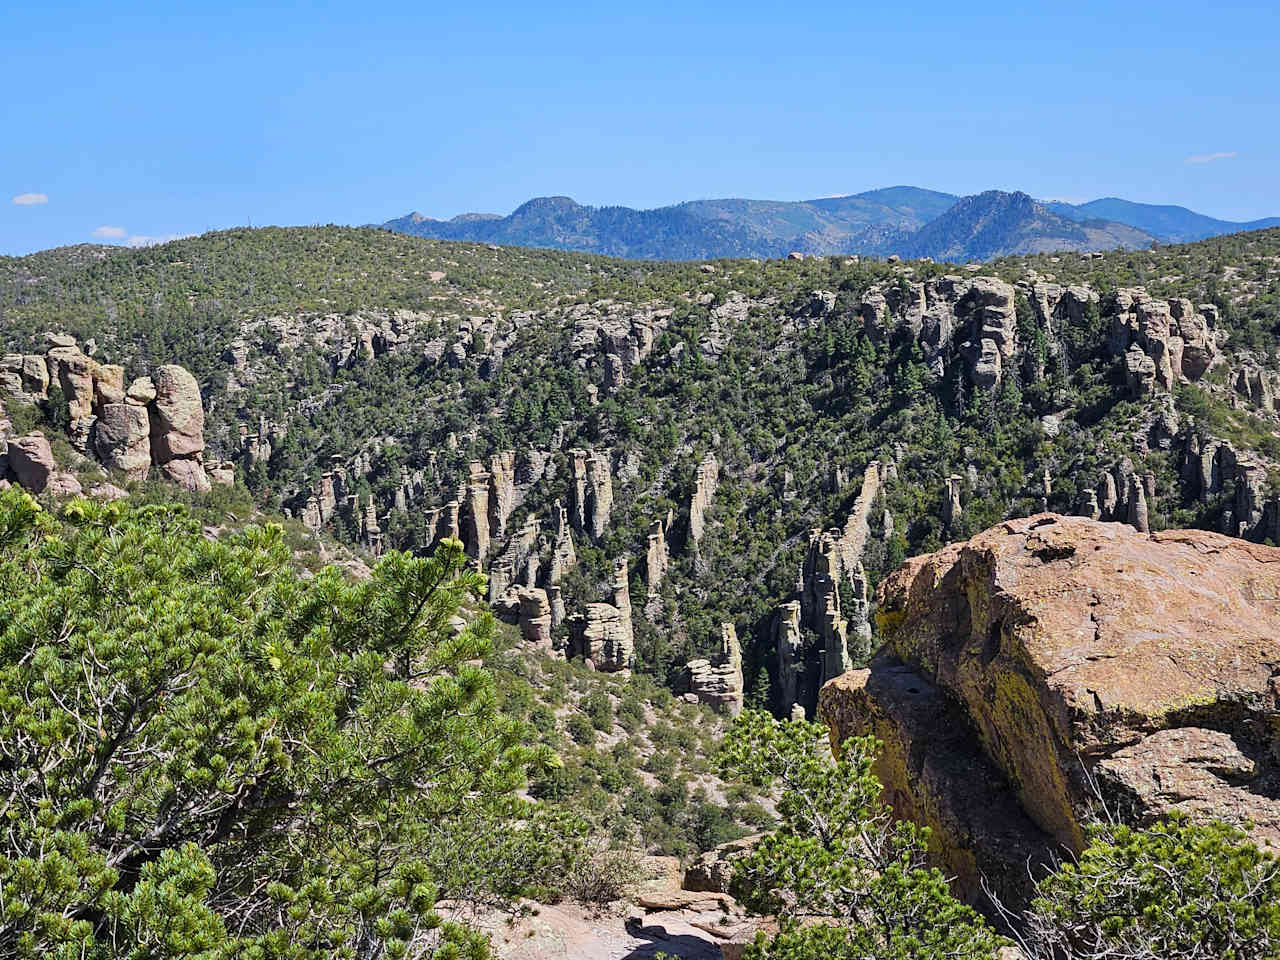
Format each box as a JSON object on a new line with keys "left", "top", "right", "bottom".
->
{"left": 515, "top": 586, "right": 553, "bottom": 648}
{"left": 126, "top": 377, "right": 156, "bottom": 405}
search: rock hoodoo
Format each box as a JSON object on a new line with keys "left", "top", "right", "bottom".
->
{"left": 646, "top": 511, "right": 673, "bottom": 596}
{"left": 1, "top": 335, "right": 219, "bottom": 498}
{"left": 819, "top": 514, "right": 1280, "bottom": 909}
{"left": 687, "top": 453, "right": 720, "bottom": 549}
{"left": 567, "top": 558, "right": 634, "bottom": 672}
{"left": 569, "top": 448, "right": 614, "bottom": 539}
{"left": 1107, "top": 290, "right": 1220, "bottom": 395}
{"left": 772, "top": 459, "right": 890, "bottom": 718}
{"left": 681, "top": 623, "right": 744, "bottom": 716}
{"left": 460, "top": 460, "right": 491, "bottom": 561}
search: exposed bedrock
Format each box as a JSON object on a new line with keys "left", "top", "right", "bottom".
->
{"left": 820, "top": 514, "right": 1280, "bottom": 908}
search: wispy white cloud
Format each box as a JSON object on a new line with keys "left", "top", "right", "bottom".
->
{"left": 1041, "top": 196, "right": 1090, "bottom": 205}
{"left": 1186, "top": 151, "right": 1237, "bottom": 165}
{"left": 12, "top": 192, "right": 49, "bottom": 206}
{"left": 92, "top": 225, "right": 127, "bottom": 239}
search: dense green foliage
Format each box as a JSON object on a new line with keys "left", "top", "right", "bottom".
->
{"left": 490, "top": 652, "right": 767, "bottom": 859}
{"left": 0, "top": 489, "right": 569, "bottom": 958}
{"left": 717, "top": 712, "right": 1006, "bottom": 959}
{"left": 1019, "top": 818, "right": 1280, "bottom": 960}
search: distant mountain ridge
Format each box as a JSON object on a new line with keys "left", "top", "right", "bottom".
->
{"left": 1042, "top": 197, "right": 1280, "bottom": 244}
{"left": 382, "top": 187, "right": 1277, "bottom": 262}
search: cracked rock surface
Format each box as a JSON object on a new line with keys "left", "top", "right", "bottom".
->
{"left": 820, "top": 513, "right": 1280, "bottom": 909}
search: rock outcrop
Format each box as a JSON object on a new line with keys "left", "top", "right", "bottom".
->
{"left": 772, "top": 459, "right": 890, "bottom": 718}
{"left": 568, "top": 559, "right": 634, "bottom": 671}
{"left": 801, "top": 530, "right": 851, "bottom": 685}
{"left": 487, "top": 450, "right": 517, "bottom": 541}
{"left": 682, "top": 624, "right": 745, "bottom": 716}
{"left": 0, "top": 336, "right": 218, "bottom": 499}
{"left": 858, "top": 275, "right": 1017, "bottom": 385}
{"left": 569, "top": 448, "right": 614, "bottom": 539}
{"left": 646, "top": 511, "right": 673, "bottom": 596}
{"left": 1083, "top": 460, "right": 1157, "bottom": 533}
{"left": 547, "top": 499, "right": 577, "bottom": 585}
{"left": 774, "top": 601, "right": 805, "bottom": 716}
{"left": 515, "top": 586, "right": 553, "bottom": 649}
{"left": 569, "top": 301, "right": 674, "bottom": 393}
{"left": 93, "top": 403, "right": 152, "bottom": 482}
{"left": 943, "top": 475, "right": 964, "bottom": 530}
{"left": 687, "top": 453, "right": 720, "bottom": 548}
{"left": 148, "top": 364, "right": 205, "bottom": 462}
{"left": 7, "top": 432, "right": 59, "bottom": 493}
{"left": 1108, "top": 290, "right": 1219, "bottom": 395}
{"left": 820, "top": 514, "right": 1280, "bottom": 909}
{"left": 460, "top": 460, "right": 491, "bottom": 561}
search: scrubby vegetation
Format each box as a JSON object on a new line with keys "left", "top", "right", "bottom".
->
{"left": 716, "top": 712, "right": 1280, "bottom": 960}
{"left": 7, "top": 227, "right": 1280, "bottom": 708}
{"left": 0, "top": 489, "right": 570, "bottom": 958}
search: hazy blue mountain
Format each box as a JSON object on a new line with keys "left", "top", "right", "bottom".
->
{"left": 383, "top": 186, "right": 1272, "bottom": 262}
{"left": 906, "top": 191, "right": 1155, "bottom": 261}
{"left": 1044, "top": 197, "right": 1280, "bottom": 244}
{"left": 383, "top": 187, "right": 961, "bottom": 260}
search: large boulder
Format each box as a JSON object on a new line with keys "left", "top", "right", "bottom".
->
{"left": 683, "top": 834, "right": 766, "bottom": 894}
{"left": 820, "top": 514, "right": 1280, "bottom": 907}
{"left": 7, "top": 432, "right": 57, "bottom": 493}
{"left": 148, "top": 365, "right": 204, "bottom": 463}
{"left": 161, "top": 458, "right": 211, "bottom": 494}
{"left": 93, "top": 403, "right": 151, "bottom": 481}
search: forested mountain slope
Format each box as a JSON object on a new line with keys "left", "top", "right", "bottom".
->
{"left": 4, "top": 225, "right": 1280, "bottom": 721}
{"left": 384, "top": 187, "right": 1278, "bottom": 261}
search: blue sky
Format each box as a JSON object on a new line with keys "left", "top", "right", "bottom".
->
{"left": 3, "top": 0, "right": 1278, "bottom": 255}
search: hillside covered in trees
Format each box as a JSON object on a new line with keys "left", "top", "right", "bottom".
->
{"left": 4, "top": 225, "right": 1280, "bottom": 721}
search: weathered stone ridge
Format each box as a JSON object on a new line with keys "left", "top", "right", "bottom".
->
{"left": 821, "top": 514, "right": 1280, "bottom": 906}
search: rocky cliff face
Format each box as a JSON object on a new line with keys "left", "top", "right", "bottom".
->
{"left": 1, "top": 334, "right": 223, "bottom": 498}
{"left": 819, "top": 514, "right": 1280, "bottom": 908}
